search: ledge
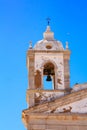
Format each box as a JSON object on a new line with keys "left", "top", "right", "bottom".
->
{"left": 26, "top": 89, "right": 70, "bottom": 94}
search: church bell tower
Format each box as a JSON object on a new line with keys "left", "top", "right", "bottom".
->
{"left": 26, "top": 25, "right": 70, "bottom": 107}
{"left": 22, "top": 23, "right": 87, "bottom": 130}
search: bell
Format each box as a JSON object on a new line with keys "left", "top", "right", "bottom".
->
{"left": 46, "top": 75, "right": 52, "bottom": 81}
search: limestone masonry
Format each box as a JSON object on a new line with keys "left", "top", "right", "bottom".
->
{"left": 22, "top": 25, "right": 87, "bottom": 130}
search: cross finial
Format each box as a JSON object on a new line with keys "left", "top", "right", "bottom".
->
{"left": 29, "top": 41, "right": 32, "bottom": 49}
{"left": 46, "top": 17, "right": 51, "bottom": 25}
{"left": 66, "top": 41, "right": 69, "bottom": 49}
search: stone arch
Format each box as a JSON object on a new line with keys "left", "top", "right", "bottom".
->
{"left": 41, "top": 60, "right": 58, "bottom": 90}
{"left": 41, "top": 59, "right": 57, "bottom": 70}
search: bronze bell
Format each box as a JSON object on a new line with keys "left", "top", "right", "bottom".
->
{"left": 46, "top": 75, "right": 52, "bottom": 81}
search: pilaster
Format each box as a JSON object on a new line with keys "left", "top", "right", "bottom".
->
{"left": 27, "top": 50, "right": 35, "bottom": 107}
{"left": 63, "top": 50, "right": 71, "bottom": 90}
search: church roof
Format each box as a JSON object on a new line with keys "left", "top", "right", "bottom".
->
{"left": 22, "top": 83, "right": 87, "bottom": 114}
{"left": 22, "top": 84, "right": 87, "bottom": 127}
{"left": 34, "top": 26, "right": 64, "bottom": 51}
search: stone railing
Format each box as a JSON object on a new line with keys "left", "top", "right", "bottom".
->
{"left": 26, "top": 89, "right": 68, "bottom": 105}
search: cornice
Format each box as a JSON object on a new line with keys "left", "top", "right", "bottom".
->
{"left": 27, "top": 49, "right": 71, "bottom": 55}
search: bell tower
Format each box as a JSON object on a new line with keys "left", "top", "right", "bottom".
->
{"left": 22, "top": 24, "right": 87, "bottom": 130}
{"left": 26, "top": 25, "right": 71, "bottom": 107}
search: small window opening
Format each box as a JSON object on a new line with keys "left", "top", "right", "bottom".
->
{"left": 46, "top": 45, "right": 52, "bottom": 49}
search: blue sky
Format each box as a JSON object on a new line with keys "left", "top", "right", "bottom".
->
{"left": 0, "top": 0, "right": 87, "bottom": 130}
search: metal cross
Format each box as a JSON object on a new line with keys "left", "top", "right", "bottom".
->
{"left": 46, "top": 17, "right": 51, "bottom": 25}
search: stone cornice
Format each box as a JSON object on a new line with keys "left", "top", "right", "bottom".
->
{"left": 27, "top": 49, "right": 71, "bottom": 54}
{"left": 23, "top": 112, "right": 87, "bottom": 120}
{"left": 27, "top": 89, "right": 68, "bottom": 94}
{"left": 22, "top": 112, "right": 87, "bottom": 128}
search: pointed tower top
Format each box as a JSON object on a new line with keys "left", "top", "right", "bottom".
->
{"left": 45, "top": 25, "right": 51, "bottom": 32}
{"left": 43, "top": 25, "right": 54, "bottom": 40}
{"left": 34, "top": 23, "right": 64, "bottom": 51}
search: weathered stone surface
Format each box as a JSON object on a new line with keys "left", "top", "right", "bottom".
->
{"left": 22, "top": 25, "right": 87, "bottom": 130}
{"left": 26, "top": 113, "right": 87, "bottom": 130}
{"left": 25, "top": 88, "right": 87, "bottom": 113}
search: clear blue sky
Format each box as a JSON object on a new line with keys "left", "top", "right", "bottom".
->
{"left": 0, "top": 0, "right": 87, "bottom": 130}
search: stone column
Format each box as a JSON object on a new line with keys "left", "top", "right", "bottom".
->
{"left": 41, "top": 67, "right": 44, "bottom": 89}
{"left": 27, "top": 50, "right": 35, "bottom": 107}
{"left": 54, "top": 67, "right": 57, "bottom": 89}
{"left": 64, "top": 50, "right": 71, "bottom": 90}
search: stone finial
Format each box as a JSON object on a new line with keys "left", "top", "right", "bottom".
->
{"left": 43, "top": 26, "right": 54, "bottom": 40}
{"left": 66, "top": 41, "right": 69, "bottom": 50}
{"left": 46, "top": 26, "right": 51, "bottom": 32}
{"left": 29, "top": 41, "right": 32, "bottom": 49}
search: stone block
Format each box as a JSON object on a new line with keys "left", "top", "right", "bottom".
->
{"left": 31, "top": 124, "right": 45, "bottom": 129}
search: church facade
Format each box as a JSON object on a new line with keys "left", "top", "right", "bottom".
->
{"left": 22, "top": 25, "right": 87, "bottom": 130}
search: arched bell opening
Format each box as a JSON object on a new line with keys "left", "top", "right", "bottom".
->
{"left": 43, "top": 62, "right": 55, "bottom": 90}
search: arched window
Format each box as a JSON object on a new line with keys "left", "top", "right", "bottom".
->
{"left": 43, "top": 62, "right": 55, "bottom": 90}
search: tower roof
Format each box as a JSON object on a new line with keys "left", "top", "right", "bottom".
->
{"left": 34, "top": 26, "right": 64, "bottom": 51}
{"left": 43, "top": 26, "right": 54, "bottom": 40}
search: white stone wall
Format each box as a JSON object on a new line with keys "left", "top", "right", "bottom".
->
{"left": 55, "top": 98, "right": 87, "bottom": 114}
{"left": 35, "top": 52, "right": 64, "bottom": 89}
{"left": 35, "top": 91, "right": 64, "bottom": 104}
